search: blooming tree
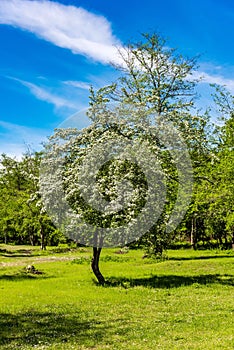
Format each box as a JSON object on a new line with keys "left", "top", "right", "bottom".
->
{"left": 40, "top": 33, "right": 209, "bottom": 284}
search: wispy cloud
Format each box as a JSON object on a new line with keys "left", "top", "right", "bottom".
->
{"left": 0, "top": 0, "right": 122, "bottom": 65}
{"left": 193, "top": 70, "right": 234, "bottom": 93}
{"left": 8, "top": 76, "right": 78, "bottom": 109}
{"left": 64, "top": 80, "right": 91, "bottom": 90}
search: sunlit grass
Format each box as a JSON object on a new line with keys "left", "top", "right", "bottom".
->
{"left": 0, "top": 246, "right": 233, "bottom": 349}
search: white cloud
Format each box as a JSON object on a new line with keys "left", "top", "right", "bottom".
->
{"left": 8, "top": 76, "right": 78, "bottom": 109}
{"left": 193, "top": 71, "right": 234, "bottom": 93}
{"left": 64, "top": 80, "right": 91, "bottom": 90}
{"left": 21, "top": 80, "right": 77, "bottom": 109}
{"left": 0, "top": 0, "right": 122, "bottom": 65}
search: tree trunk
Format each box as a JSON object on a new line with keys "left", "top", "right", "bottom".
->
{"left": 232, "top": 232, "right": 234, "bottom": 251}
{"left": 91, "top": 247, "right": 105, "bottom": 285}
{"left": 190, "top": 215, "right": 196, "bottom": 249}
{"left": 29, "top": 232, "right": 35, "bottom": 246}
{"left": 40, "top": 227, "right": 46, "bottom": 250}
{"left": 224, "top": 233, "right": 228, "bottom": 249}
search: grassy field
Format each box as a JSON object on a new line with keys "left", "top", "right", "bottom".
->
{"left": 0, "top": 245, "right": 233, "bottom": 349}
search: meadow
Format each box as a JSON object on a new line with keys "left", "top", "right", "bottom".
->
{"left": 0, "top": 245, "right": 233, "bottom": 349}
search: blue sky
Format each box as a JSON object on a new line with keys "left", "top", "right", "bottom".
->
{"left": 0, "top": 0, "right": 234, "bottom": 157}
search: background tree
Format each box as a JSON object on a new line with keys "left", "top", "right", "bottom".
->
{"left": 206, "top": 86, "right": 234, "bottom": 248}
{"left": 0, "top": 152, "right": 61, "bottom": 248}
{"left": 177, "top": 85, "right": 234, "bottom": 250}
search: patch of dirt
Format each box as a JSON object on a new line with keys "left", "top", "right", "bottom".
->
{"left": 0, "top": 255, "right": 84, "bottom": 267}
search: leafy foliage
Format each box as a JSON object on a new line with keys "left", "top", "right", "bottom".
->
{"left": 0, "top": 152, "right": 64, "bottom": 248}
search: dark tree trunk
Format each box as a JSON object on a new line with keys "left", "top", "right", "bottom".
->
{"left": 218, "top": 236, "right": 223, "bottom": 247}
{"left": 91, "top": 247, "right": 105, "bottom": 285}
{"left": 232, "top": 232, "right": 234, "bottom": 251}
{"left": 224, "top": 233, "right": 228, "bottom": 249}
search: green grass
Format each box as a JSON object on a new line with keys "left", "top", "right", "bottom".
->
{"left": 0, "top": 245, "right": 233, "bottom": 349}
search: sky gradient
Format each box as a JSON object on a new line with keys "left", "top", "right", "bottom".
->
{"left": 0, "top": 0, "right": 234, "bottom": 157}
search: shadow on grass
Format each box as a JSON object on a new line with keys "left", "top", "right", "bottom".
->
{"left": 104, "top": 273, "right": 234, "bottom": 289}
{"left": 169, "top": 254, "right": 234, "bottom": 261}
{"left": 0, "top": 311, "right": 127, "bottom": 348}
{"left": 0, "top": 271, "right": 51, "bottom": 281}
{"left": 0, "top": 248, "right": 49, "bottom": 258}
{"left": 0, "top": 249, "right": 34, "bottom": 258}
